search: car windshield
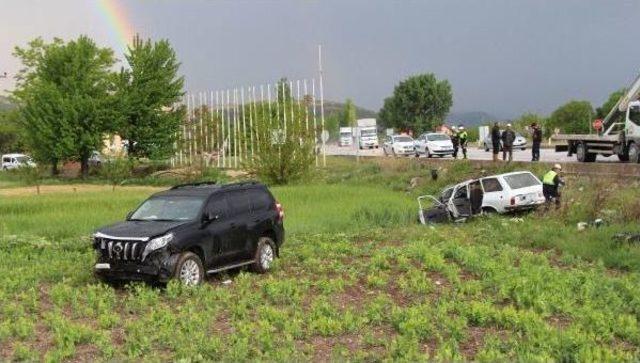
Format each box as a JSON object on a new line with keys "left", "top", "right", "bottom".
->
{"left": 130, "top": 196, "right": 205, "bottom": 221}
{"left": 394, "top": 136, "right": 413, "bottom": 142}
{"left": 427, "top": 134, "right": 449, "bottom": 141}
{"left": 340, "top": 132, "right": 351, "bottom": 137}
{"left": 361, "top": 129, "right": 376, "bottom": 136}
{"left": 503, "top": 173, "right": 540, "bottom": 189}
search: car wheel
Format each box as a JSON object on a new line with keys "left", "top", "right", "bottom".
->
{"left": 426, "top": 148, "right": 432, "bottom": 158}
{"left": 173, "top": 252, "right": 204, "bottom": 286}
{"left": 629, "top": 143, "right": 640, "bottom": 163}
{"left": 252, "top": 237, "right": 276, "bottom": 273}
{"left": 576, "top": 142, "right": 596, "bottom": 162}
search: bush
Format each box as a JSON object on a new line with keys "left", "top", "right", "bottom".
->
{"left": 98, "top": 159, "right": 131, "bottom": 191}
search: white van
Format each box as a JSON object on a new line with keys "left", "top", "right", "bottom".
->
{"left": 1, "top": 153, "right": 36, "bottom": 170}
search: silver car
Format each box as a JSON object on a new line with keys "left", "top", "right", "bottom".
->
{"left": 382, "top": 135, "right": 416, "bottom": 156}
{"left": 483, "top": 132, "right": 527, "bottom": 151}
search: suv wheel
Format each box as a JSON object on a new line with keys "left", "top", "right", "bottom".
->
{"left": 253, "top": 237, "right": 275, "bottom": 273}
{"left": 174, "top": 252, "right": 204, "bottom": 286}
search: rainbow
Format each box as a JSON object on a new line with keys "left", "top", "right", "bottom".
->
{"left": 96, "top": 0, "right": 136, "bottom": 51}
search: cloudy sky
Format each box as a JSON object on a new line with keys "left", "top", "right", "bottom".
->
{"left": 1, "top": 0, "right": 639, "bottom": 118}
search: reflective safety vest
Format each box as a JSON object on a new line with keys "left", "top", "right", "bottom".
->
{"left": 458, "top": 131, "right": 468, "bottom": 140}
{"left": 543, "top": 170, "right": 557, "bottom": 185}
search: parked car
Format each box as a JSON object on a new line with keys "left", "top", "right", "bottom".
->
{"left": 89, "top": 151, "right": 103, "bottom": 166}
{"left": 483, "top": 132, "right": 527, "bottom": 151}
{"left": 414, "top": 132, "right": 455, "bottom": 158}
{"left": 1, "top": 153, "right": 36, "bottom": 170}
{"left": 382, "top": 135, "right": 415, "bottom": 156}
{"left": 338, "top": 127, "right": 353, "bottom": 147}
{"left": 418, "top": 171, "right": 545, "bottom": 223}
{"left": 93, "top": 181, "right": 285, "bottom": 286}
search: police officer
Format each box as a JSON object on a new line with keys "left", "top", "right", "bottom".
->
{"left": 491, "top": 122, "right": 501, "bottom": 162}
{"left": 451, "top": 126, "right": 460, "bottom": 159}
{"left": 542, "top": 164, "right": 565, "bottom": 210}
{"left": 457, "top": 126, "right": 468, "bottom": 159}
{"left": 531, "top": 123, "right": 542, "bottom": 162}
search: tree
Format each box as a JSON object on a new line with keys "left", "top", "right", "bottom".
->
{"left": 513, "top": 112, "right": 550, "bottom": 137}
{"left": 548, "top": 100, "right": 594, "bottom": 134}
{"left": 341, "top": 99, "right": 357, "bottom": 127}
{"left": 0, "top": 110, "right": 28, "bottom": 153}
{"left": 378, "top": 73, "right": 452, "bottom": 133}
{"left": 117, "top": 35, "right": 185, "bottom": 160}
{"left": 596, "top": 89, "right": 626, "bottom": 120}
{"left": 12, "top": 36, "right": 118, "bottom": 177}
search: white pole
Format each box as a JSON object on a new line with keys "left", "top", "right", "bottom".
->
{"left": 199, "top": 92, "right": 204, "bottom": 165}
{"left": 233, "top": 88, "right": 238, "bottom": 168}
{"left": 318, "top": 45, "right": 326, "bottom": 167}
{"left": 289, "top": 80, "right": 295, "bottom": 130}
{"left": 216, "top": 90, "right": 221, "bottom": 168}
{"left": 226, "top": 89, "right": 231, "bottom": 168}
{"left": 296, "top": 79, "right": 301, "bottom": 129}
{"left": 248, "top": 86, "right": 255, "bottom": 161}
{"left": 303, "top": 79, "right": 309, "bottom": 133}
{"left": 282, "top": 82, "right": 287, "bottom": 139}
{"left": 241, "top": 87, "right": 247, "bottom": 161}
{"left": 311, "top": 79, "right": 318, "bottom": 166}
{"left": 192, "top": 94, "right": 198, "bottom": 164}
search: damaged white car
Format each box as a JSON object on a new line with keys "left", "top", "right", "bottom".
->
{"left": 418, "top": 171, "right": 546, "bottom": 223}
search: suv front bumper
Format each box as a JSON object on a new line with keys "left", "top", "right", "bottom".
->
{"left": 94, "top": 250, "right": 178, "bottom": 283}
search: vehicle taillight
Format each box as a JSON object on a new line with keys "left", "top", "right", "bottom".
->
{"left": 275, "top": 202, "right": 284, "bottom": 221}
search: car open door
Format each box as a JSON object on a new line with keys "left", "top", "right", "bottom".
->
{"left": 448, "top": 183, "right": 472, "bottom": 218}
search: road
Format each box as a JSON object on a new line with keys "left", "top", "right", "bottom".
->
{"left": 324, "top": 144, "right": 621, "bottom": 163}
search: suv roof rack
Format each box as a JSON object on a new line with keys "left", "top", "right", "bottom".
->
{"left": 170, "top": 181, "right": 218, "bottom": 190}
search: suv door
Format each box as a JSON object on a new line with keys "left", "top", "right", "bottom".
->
{"left": 224, "top": 190, "right": 252, "bottom": 261}
{"left": 245, "top": 187, "right": 276, "bottom": 259}
{"left": 203, "top": 194, "right": 235, "bottom": 266}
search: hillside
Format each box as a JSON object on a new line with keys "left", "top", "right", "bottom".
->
{"left": 322, "top": 100, "right": 377, "bottom": 119}
{"left": 445, "top": 111, "right": 499, "bottom": 127}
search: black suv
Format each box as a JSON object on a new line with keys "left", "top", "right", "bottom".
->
{"left": 93, "top": 181, "right": 284, "bottom": 286}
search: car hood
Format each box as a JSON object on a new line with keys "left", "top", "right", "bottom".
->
{"left": 395, "top": 142, "right": 414, "bottom": 147}
{"left": 95, "top": 220, "right": 189, "bottom": 239}
{"left": 428, "top": 140, "right": 453, "bottom": 147}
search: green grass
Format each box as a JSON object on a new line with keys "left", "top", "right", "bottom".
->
{"left": 1, "top": 157, "right": 639, "bottom": 361}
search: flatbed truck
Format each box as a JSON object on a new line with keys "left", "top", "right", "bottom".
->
{"left": 553, "top": 71, "right": 640, "bottom": 163}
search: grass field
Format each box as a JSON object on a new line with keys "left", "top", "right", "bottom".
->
{"left": 1, "top": 158, "right": 639, "bottom": 361}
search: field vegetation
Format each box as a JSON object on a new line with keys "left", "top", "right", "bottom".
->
{"left": 1, "top": 157, "right": 639, "bottom": 361}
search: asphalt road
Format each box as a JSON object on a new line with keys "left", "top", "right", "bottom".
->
{"left": 324, "top": 143, "right": 620, "bottom": 163}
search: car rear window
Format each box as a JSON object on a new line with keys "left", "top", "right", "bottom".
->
{"left": 247, "top": 188, "right": 274, "bottom": 212}
{"left": 503, "top": 173, "right": 540, "bottom": 189}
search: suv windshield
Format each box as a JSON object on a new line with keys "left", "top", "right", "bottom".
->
{"left": 361, "top": 129, "right": 376, "bottom": 136}
{"left": 503, "top": 173, "right": 540, "bottom": 189}
{"left": 394, "top": 136, "right": 413, "bottom": 142}
{"left": 427, "top": 134, "right": 449, "bottom": 141}
{"left": 130, "top": 196, "right": 205, "bottom": 221}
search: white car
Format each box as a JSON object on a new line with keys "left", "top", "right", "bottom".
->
{"left": 383, "top": 135, "right": 415, "bottom": 156}
{"left": 1, "top": 153, "right": 36, "bottom": 170}
{"left": 418, "top": 171, "right": 545, "bottom": 223}
{"left": 483, "top": 132, "right": 527, "bottom": 151}
{"left": 414, "top": 132, "right": 455, "bottom": 158}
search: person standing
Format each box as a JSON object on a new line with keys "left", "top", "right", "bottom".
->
{"left": 457, "top": 126, "right": 468, "bottom": 159}
{"left": 542, "top": 164, "right": 565, "bottom": 210}
{"left": 451, "top": 126, "right": 460, "bottom": 159}
{"left": 491, "top": 122, "right": 501, "bottom": 162}
{"left": 531, "top": 123, "right": 542, "bottom": 161}
{"left": 501, "top": 123, "right": 516, "bottom": 162}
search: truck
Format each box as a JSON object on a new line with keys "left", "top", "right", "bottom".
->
{"left": 338, "top": 127, "right": 353, "bottom": 146}
{"left": 553, "top": 71, "right": 640, "bottom": 163}
{"left": 355, "top": 118, "right": 379, "bottom": 149}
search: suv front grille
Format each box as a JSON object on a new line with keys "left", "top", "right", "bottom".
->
{"left": 97, "top": 238, "right": 147, "bottom": 262}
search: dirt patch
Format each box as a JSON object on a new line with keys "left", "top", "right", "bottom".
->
{"left": 0, "top": 184, "right": 162, "bottom": 196}
{"left": 310, "top": 333, "right": 361, "bottom": 362}
{"left": 332, "top": 284, "right": 373, "bottom": 310}
{"left": 68, "top": 343, "right": 100, "bottom": 363}
{"left": 546, "top": 314, "right": 572, "bottom": 329}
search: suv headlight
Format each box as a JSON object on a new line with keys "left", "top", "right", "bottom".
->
{"left": 142, "top": 233, "right": 174, "bottom": 261}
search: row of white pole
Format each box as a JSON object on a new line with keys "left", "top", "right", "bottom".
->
{"left": 171, "top": 78, "right": 326, "bottom": 169}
